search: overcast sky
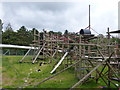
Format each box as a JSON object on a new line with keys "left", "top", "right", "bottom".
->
{"left": 0, "top": 0, "right": 119, "bottom": 35}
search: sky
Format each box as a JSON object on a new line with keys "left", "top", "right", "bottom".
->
{"left": 0, "top": 0, "right": 119, "bottom": 35}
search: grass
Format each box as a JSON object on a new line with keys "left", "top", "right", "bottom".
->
{"left": 2, "top": 55, "right": 120, "bottom": 88}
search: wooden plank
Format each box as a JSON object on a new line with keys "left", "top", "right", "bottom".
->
{"left": 34, "top": 60, "right": 81, "bottom": 87}
{"left": 50, "top": 52, "right": 69, "bottom": 73}
{"left": 88, "top": 59, "right": 108, "bottom": 86}
{"left": 46, "top": 40, "right": 63, "bottom": 42}
{"left": 52, "top": 47, "right": 58, "bottom": 58}
{"left": 106, "top": 62, "right": 120, "bottom": 81}
{"left": 59, "top": 43, "right": 100, "bottom": 47}
{"left": 70, "top": 50, "right": 114, "bottom": 89}
{"left": 32, "top": 43, "right": 46, "bottom": 63}
{"left": 19, "top": 48, "right": 32, "bottom": 62}
{"left": 70, "top": 58, "right": 108, "bottom": 89}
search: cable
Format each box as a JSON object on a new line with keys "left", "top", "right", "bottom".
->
{"left": 84, "top": 26, "right": 100, "bottom": 35}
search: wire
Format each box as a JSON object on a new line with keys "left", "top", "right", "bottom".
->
{"left": 85, "top": 26, "right": 100, "bottom": 35}
{"left": 90, "top": 27, "right": 100, "bottom": 35}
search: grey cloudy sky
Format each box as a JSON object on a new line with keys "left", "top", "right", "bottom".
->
{"left": 0, "top": 0, "right": 119, "bottom": 35}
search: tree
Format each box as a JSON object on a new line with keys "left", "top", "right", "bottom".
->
{"left": 2, "top": 23, "right": 18, "bottom": 44}
{"left": 49, "top": 31, "right": 54, "bottom": 35}
{"left": 16, "top": 26, "right": 33, "bottom": 46}
{"left": 64, "top": 30, "right": 68, "bottom": 35}
{"left": 57, "top": 31, "right": 62, "bottom": 35}
{"left": 5, "top": 23, "right": 13, "bottom": 32}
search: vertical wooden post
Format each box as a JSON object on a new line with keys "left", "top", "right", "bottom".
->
{"left": 78, "top": 32, "right": 82, "bottom": 79}
{"left": 89, "top": 5, "right": 91, "bottom": 30}
{"left": 79, "top": 34, "right": 82, "bottom": 57}
{"left": 96, "top": 36, "right": 100, "bottom": 57}
{"left": 56, "top": 34, "right": 58, "bottom": 59}
{"left": 33, "top": 29, "right": 36, "bottom": 56}
{"left": 0, "top": 19, "right": 3, "bottom": 45}
{"left": 88, "top": 46, "right": 90, "bottom": 57}
{"left": 83, "top": 46, "right": 85, "bottom": 57}
{"left": 107, "top": 27, "right": 110, "bottom": 56}
{"left": 107, "top": 27, "right": 111, "bottom": 87}
{"left": 51, "top": 33, "right": 52, "bottom": 63}
{"left": 42, "top": 32, "right": 44, "bottom": 59}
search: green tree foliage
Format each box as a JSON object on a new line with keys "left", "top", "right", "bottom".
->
{"left": 64, "top": 30, "right": 68, "bottom": 35}
{"left": 5, "top": 23, "right": 13, "bottom": 31}
{"left": 2, "top": 24, "right": 63, "bottom": 46}
{"left": 2, "top": 25, "right": 34, "bottom": 46}
{"left": 2, "top": 23, "right": 18, "bottom": 45}
{"left": 16, "top": 26, "right": 33, "bottom": 46}
{"left": 57, "top": 31, "right": 62, "bottom": 35}
{"left": 49, "top": 31, "right": 62, "bottom": 35}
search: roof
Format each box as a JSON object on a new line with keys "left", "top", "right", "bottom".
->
{"left": 0, "top": 44, "right": 37, "bottom": 49}
{"left": 109, "top": 30, "right": 120, "bottom": 33}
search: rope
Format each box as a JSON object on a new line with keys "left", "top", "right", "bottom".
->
{"left": 90, "top": 27, "right": 100, "bottom": 35}
{"left": 85, "top": 26, "right": 100, "bottom": 35}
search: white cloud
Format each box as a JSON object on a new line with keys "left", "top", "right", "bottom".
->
{"left": 90, "top": 0, "right": 119, "bottom": 31}
{"left": 0, "top": 0, "right": 119, "bottom": 35}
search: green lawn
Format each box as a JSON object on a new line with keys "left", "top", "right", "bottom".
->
{"left": 2, "top": 55, "right": 120, "bottom": 88}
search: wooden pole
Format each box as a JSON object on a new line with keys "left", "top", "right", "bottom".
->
{"left": 32, "top": 42, "right": 46, "bottom": 63}
{"left": 107, "top": 27, "right": 111, "bottom": 87}
{"left": 19, "top": 48, "right": 32, "bottom": 62}
{"left": 89, "top": 5, "right": 91, "bottom": 30}
{"left": 34, "top": 60, "right": 82, "bottom": 87}
{"left": 70, "top": 51, "right": 114, "bottom": 89}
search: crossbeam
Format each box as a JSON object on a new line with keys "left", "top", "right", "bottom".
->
{"left": 70, "top": 50, "right": 114, "bottom": 89}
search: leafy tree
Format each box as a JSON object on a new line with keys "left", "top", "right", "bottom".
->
{"left": 48, "top": 31, "right": 62, "bottom": 36}
{"left": 16, "top": 26, "right": 33, "bottom": 46}
{"left": 2, "top": 24, "right": 34, "bottom": 46}
{"left": 57, "top": 31, "right": 62, "bottom": 35}
{"left": 49, "top": 31, "right": 54, "bottom": 35}
{"left": 2, "top": 23, "right": 18, "bottom": 45}
{"left": 2, "top": 29, "right": 17, "bottom": 44}
{"left": 64, "top": 30, "right": 68, "bottom": 35}
{"left": 5, "top": 23, "right": 13, "bottom": 32}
